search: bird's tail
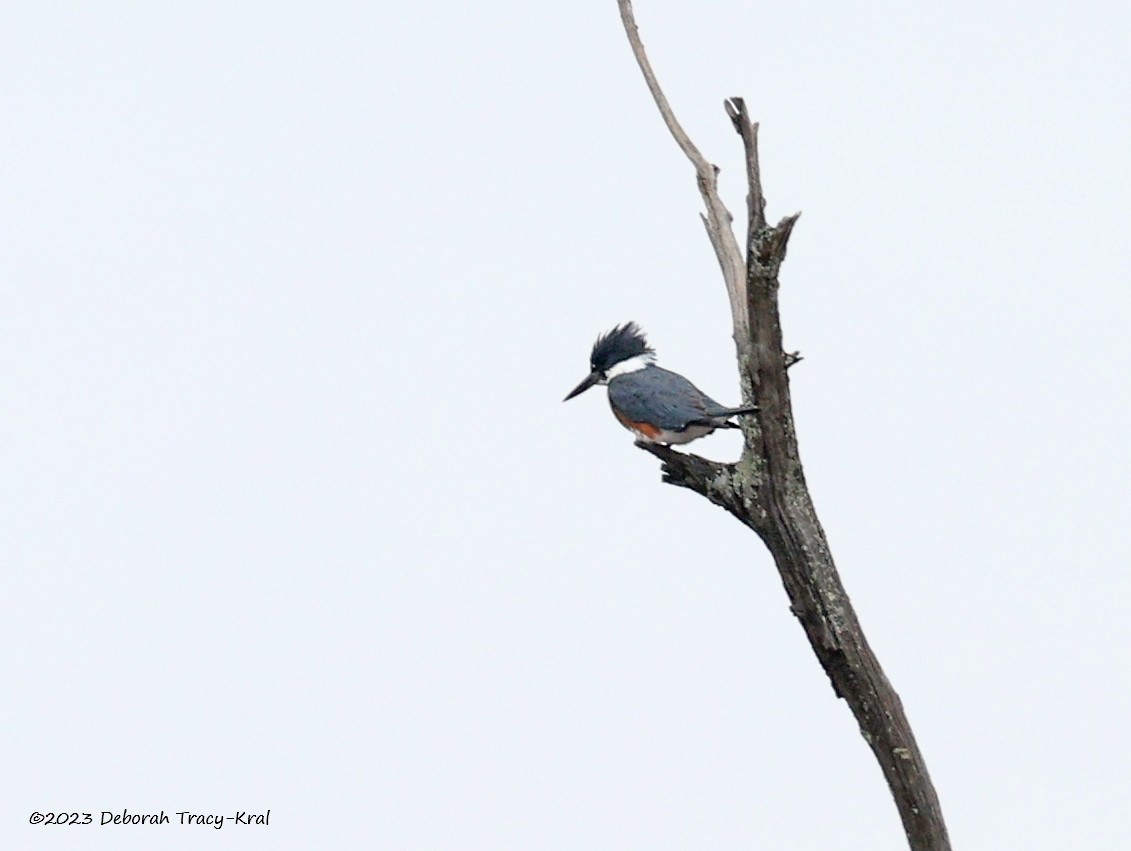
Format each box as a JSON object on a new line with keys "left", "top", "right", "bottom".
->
{"left": 709, "top": 404, "right": 758, "bottom": 418}
{"left": 692, "top": 404, "right": 758, "bottom": 428}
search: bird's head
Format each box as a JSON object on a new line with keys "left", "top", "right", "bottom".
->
{"left": 563, "top": 322, "right": 656, "bottom": 401}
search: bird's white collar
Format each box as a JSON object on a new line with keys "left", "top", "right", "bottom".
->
{"left": 605, "top": 353, "right": 655, "bottom": 380}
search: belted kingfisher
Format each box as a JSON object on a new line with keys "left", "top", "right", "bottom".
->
{"left": 564, "top": 322, "right": 756, "bottom": 445}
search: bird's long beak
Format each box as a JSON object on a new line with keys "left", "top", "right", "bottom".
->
{"left": 563, "top": 372, "right": 599, "bottom": 401}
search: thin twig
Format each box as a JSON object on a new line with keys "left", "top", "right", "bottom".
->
{"left": 617, "top": 0, "right": 748, "bottom": 344}
{"left": 724, "top": 97, "right": 766, "bottom": 235}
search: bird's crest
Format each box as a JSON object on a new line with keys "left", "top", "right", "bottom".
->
{"left": 590, "top": 322, "right": 654, "bottom": 373}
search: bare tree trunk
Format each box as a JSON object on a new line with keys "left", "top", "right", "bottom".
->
{"left": 615, "top": 3, "right": 951, "bottom": 849}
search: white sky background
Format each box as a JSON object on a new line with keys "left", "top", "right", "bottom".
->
{"left": 2, "top": 1, "right": 1129, "bottom": 848}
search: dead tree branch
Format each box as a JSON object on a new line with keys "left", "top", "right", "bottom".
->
{"left": 616, "top": 0, "right": 748, "bottom": 344}
{"left": 616, "top": 3, "right": 951, "bottom": 849}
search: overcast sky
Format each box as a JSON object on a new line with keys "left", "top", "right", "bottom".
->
{"left": 3, "top": 2, "right": 1129, "bottom": 849}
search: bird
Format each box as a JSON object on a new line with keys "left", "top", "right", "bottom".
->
{"left": 563, "top": 322, "right": 757, "bottom": 445}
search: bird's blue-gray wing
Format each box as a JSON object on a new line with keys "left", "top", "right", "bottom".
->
{"left": 607, "top": 367, "right": 726, "bottom": 430}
